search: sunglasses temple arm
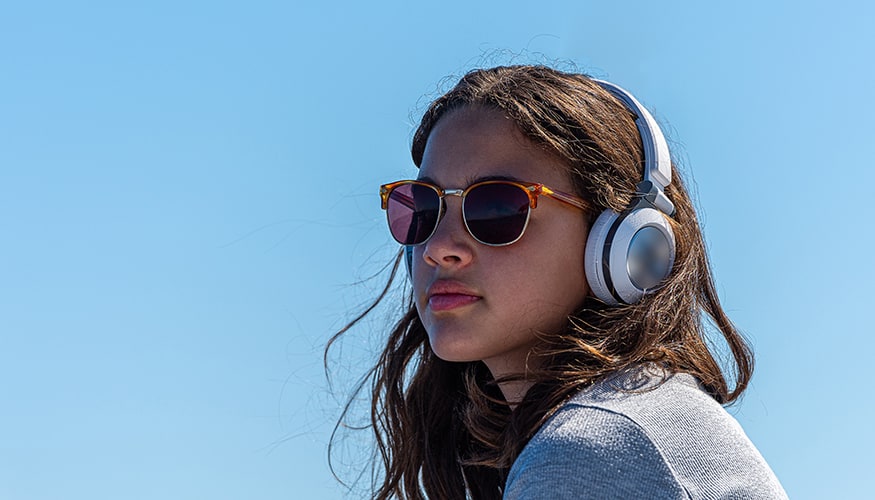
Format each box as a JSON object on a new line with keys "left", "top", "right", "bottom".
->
{"left": 545, "top": 188, "right": 590, "bottom": 212}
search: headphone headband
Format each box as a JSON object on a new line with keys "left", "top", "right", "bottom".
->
{"left": 593, "top": 80, "right": 675, "bottom": 216}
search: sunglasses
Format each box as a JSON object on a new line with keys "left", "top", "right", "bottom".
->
{"left": 379, "top": 179, "right": 590, "bottom": 246}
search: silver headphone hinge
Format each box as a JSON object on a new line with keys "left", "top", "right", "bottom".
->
{"left": 634, "top": 180, "right": 676, "bottom": 217}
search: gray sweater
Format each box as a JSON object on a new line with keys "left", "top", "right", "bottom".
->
{"left": 505, "top": 366, "right": 787, "bottom": 499}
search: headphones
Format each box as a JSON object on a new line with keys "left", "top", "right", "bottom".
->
{"left": 404, "top": 79, "right": 676, "bottom": 306}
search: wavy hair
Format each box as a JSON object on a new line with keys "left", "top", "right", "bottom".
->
{"left": 326, "top": 65, "right": 753, "bottom": 499}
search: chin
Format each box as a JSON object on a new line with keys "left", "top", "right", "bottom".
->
{"left": 428, "top": 334, "right": 481, "bottom": 363}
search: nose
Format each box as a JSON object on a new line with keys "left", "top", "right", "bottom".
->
{"left": 421, "top": 196, "right": 475, "bottom": 269}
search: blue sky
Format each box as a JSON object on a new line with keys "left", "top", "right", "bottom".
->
{"left": 1, "top": 1, "right": 872, "bottom": 498}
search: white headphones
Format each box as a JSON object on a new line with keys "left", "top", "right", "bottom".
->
{"left": 583, "top": 80, "right": 676, "bottom": 305}
{"left": 404, "top": 79, "right": 676, "bottom": 306}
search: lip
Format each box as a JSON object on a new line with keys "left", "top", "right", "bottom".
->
{"left": 426, "top": 279, "right": 482, "bottom": 312}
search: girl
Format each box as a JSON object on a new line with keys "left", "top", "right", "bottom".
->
{"left": 329, "top": 65, "right": 786, "bottom": 499}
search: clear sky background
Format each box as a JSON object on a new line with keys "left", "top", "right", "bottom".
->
{"left": 1, "top": 1, "right": 872, "bottom": 499}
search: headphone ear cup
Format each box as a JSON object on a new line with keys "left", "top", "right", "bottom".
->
{"left": 585, "top": 208, "right": 676, "bottom": 305}
{"left": 609, "top": 207, "right": 676, "bottom": 303}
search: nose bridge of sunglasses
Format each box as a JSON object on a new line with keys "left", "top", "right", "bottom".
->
{"left": 443, "top": 188, "right": 464, "bottom": 199}
{"left": 439, "top": 189, "right": 465, "bottom": 223}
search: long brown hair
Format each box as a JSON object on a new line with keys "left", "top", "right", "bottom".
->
{"left": 326, "top": 65, "right": 753, "bottom": 499}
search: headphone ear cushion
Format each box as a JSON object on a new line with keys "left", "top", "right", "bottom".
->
{"left": 584, "top": 210, "right": 621, "bottom": 305}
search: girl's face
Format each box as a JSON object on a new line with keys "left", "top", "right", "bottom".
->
{"left": 412, "top": 107, "right": 590, "bottom": 380}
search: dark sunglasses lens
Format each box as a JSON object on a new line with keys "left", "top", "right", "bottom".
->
{"left": 386, "top": 183, "right": 440, "bottom": 245}
{"left": 464, "top": 184, "right": 530, "bottom": 245}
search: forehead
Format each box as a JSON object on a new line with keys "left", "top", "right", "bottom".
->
{"left": 418, "top": 107, "right": 572, "bottom": 190}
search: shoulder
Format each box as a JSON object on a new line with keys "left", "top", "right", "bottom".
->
{"left": 505, "top": 366, "right": 788, "bottom": 500}
{"left": 505, "top": 402, "right": 688, "bottom": 500}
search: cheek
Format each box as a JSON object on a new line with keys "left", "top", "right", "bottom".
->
{"left": 409, "top": 248, "right": 431, "bottom": 311}
{"left": 522, "top": 220, "right": 589, "bottom": 313}
{"left": 490, "top": 245, "right": 588, "bottom": 328}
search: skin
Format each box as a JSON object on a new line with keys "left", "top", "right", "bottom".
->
{"left": 412, "top": 106, "right": 591, "bottom": 403}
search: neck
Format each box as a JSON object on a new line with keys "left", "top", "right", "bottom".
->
{"left": 482, "top": 348, "right": 542, "bottom": 406}
{"left": 496, "top": 378, "right": 534, "bottom": 407}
